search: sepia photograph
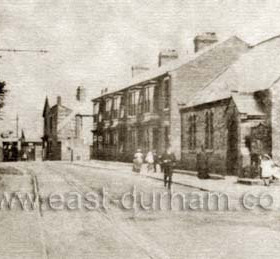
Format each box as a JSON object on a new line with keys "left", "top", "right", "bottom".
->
{"left": 1, "top": 0, "right": 280, "bottom": 258}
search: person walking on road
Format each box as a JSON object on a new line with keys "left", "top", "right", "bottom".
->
{"left": 161, "top": 146, "right": 176, "bottom": 189}
{"left": 133, "top": 149, "right": 143, "bottom": 173}
{"left": 152, "top": 150, "right": 159, "bottom": 173}
{"left": 196, "top": 145, "right": 210, "bottom": 179}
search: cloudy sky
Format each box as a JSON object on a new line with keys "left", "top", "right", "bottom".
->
{"left": 0, "top": 0, "right": 280, "bottom": 138}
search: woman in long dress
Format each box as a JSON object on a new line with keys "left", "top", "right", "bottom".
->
{"left": 133, "top": 149, "right": 143, "bottom": 173}
{"left": 260, "top": 154, "right": 280, "bottom": 186}
{"left": 145, "top": 151, "right": 154, "bottom": 173}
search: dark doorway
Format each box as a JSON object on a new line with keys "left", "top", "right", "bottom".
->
{"left": 153, "top": 128, "right": 159, "bottom": 151}
{"left": 227, "top": 118, "right": 239, "bottom": 175}
{"left": 3, "top": 142, "right": 19, "bottom": 162}
{"left": 164, "top": 127, "right": 170, "bottom": 150}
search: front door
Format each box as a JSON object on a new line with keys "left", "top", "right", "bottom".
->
{"left": 153, "top": 128, "right": 159, "bottom": 151}
{"left": 227, "top": 118, "right": 239, "bottom": 175}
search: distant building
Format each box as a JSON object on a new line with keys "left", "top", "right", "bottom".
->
{"left": 0, "top": 136, "right": 20, "bottom": 162}
{"left": 42, "top": 86, "right": 93, "bottom": 161}
{"left": 21, "top": 139, "right": 43, "bottom": 161}
{"left": 180, "top": 35, "right": 280, "bottom": 176}
{"left": 91, "top": 35, "right": 248, "bottom": 161}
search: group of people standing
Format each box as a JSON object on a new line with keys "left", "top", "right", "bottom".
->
{"left": 132, "top": 145, "right": 212, "bottom": 190}
{"left": 132, "top": 146, "right": 176, "bottom": 189}
{"left": 132, "top": 144, "right": 280, "bottom": 189}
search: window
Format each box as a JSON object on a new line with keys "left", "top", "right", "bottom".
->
{"left": 205, "top": 111, "right": 214, "bottom": 149}
{"left": 119, "top": 96, "right": 125, "bottom": 118}
{"left": 153, "top": 128, "right": 159, "bottom": 150}
{"left": 104, "top": 131, "right": 110, "bottom": 145}
{"left": 113, "top": 131, "right": 118, "bottom": 145}
{"left": 188, "top": 115, "right": 196, "bottom": 150}
{"left": 105, "top": 98, "right": 112, "bottom": 119}
{"left": 132, "top": 129, "right": 137, "bottom": 149}
{"left": 128, "top": 91, "right": 139, "bottom": 116}
{"left": 112, "top": 96, "right": 120, "bottom": 119}
{"left": 128, "top": 128, "right": 137, "bottom": 150}
{"left": 163, "top": 79, "right": 170, "bottom": 109}
{"left": 138, "top": 90, "right": 144, "bottom": 114}
{"left": 164, "top": 127, "right": 170, "bottom": 150}
{"left": 93, "top": 102, "right": 100, "bottom": 122}
{"left": 142, "top": 86, "right": 155, "bottom": 113}
{"left": 144, "top": 128, "right": 150, "bottom": 151}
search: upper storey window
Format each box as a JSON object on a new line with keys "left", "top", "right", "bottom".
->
{"left": 112, "top": 96, "right": 121, "bottom": 119}
{"left": 163, "top": 79, "right": 170, "bottom": 109}
{"left": 128, "top": 91, "right": 139, "bottom": 116}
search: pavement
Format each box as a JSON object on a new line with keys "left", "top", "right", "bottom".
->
{"left": 72, "top": 160, "right": 280, "bottom": 200}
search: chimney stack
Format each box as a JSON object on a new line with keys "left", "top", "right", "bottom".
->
{"left": 57, "top": 96, "right": 62, "bottom": 106}
{"left": 131, "top": 65, "right": 149, "bottom": 78}
{"left": 158, "top": 49, "right": 178, "bottom": 67}
{"left": 194, "top": 32, "right": 218, "bottom": 53}
{"left": 76, "top": 86, "right": 86, "bottom": 102}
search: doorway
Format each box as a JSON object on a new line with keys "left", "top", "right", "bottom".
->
{"left": 227, "top": 118, "right": 239, "bottom": 175}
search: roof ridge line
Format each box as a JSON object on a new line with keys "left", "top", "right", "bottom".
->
{"left": 184, "top": 64, "right": 233, "bottom": 107}
{"left": 251, "top": 34, "right": 280, "bottom": 48}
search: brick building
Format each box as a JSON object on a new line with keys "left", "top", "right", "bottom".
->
{"left": 42, "top": 86, "right": 93, "bottom": 161}
{"left": 92, "top": 34, "right": 248, "bottom": 161}
{"left": 180, "top": 35, "right": 280, "bottom": 176}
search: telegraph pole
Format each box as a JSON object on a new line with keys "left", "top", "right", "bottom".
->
{"left": 0, "top": 48, "right": 48, "bottom": 138}
{"left": 16, "top": 114, "right": 19, "bottom": 138}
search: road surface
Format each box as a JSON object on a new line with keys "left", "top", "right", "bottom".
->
{"left": 0, "top": 161, "right": 280, "bottom": 258}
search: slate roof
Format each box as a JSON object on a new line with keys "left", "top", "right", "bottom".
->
{"left": 232, "top": 93, "right": 265, "bottom": 116}
{"left": 48, "top": 97, "right": 92, "bottom": 116}
{"left": 92, "top": 36, "right": 249, "bottom": 101}
{"left": 184, "top": 35, "right": 280, "bottom": 109}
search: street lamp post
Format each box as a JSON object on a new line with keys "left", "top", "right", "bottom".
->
{"left": 67, "top": 137, "right": 74, "bottom": 162}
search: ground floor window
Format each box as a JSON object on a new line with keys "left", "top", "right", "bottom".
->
{"left": 205, "top": 111, "right": 214, "bottom": 149}
{"left": 113, "top": 131, "right": 118, "bottom": 146}
{"left": 128, "top": 128, "right": 137, "bottom": 151}
{"left": 164, "top": 126, "right": 170, "bottom": 150}
{"left": 188, "top": 115, "right": 196, "bottom": 150}
{"left": 144, "top": 129, "right": 150, "bottom": 152}
{"left": 153, "top": 128, "right": 159, "bottom": 151}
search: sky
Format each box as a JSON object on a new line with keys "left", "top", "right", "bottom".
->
{"left": 0, "top": 0, "right": 280, "bottom": 139}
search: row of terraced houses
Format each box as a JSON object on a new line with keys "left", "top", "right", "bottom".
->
{"left": 91, "top": 33, "right": 249, "bottom": 167}
{"left": 43, "top": 32, "right": 280, "bottom": 177}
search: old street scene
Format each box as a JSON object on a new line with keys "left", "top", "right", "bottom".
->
{"left": 2, "top": 1, "right": 280, "bottom": 259}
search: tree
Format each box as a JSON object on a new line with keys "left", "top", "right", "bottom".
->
{"left": 0, "top": 81, "right": 7, "bottom": 119}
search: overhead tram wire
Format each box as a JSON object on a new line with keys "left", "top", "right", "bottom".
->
{"left": 0, "top": 49, "right": 48, "bottom": 53}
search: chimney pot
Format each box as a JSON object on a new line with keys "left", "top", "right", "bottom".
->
{"left": 76, "top": 86, "right": 86, "bottom": 102}
{"left": 158, "top": 49, "right": 178, "bottom": 67}
{"left": 131, "top": 65, "right": 150, "bottom": 78}
{"left": 194, "top": 32, "right": 218, "bottom": 53}
{"left": 57, "top": 96, "right": 62, "bottom": 106}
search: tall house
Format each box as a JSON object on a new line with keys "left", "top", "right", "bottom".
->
{"left": 42, "top": 87, "right": 93, "bottom": 161}
{"left": 91, "top": 35, "right": 249, "bottom": 162}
